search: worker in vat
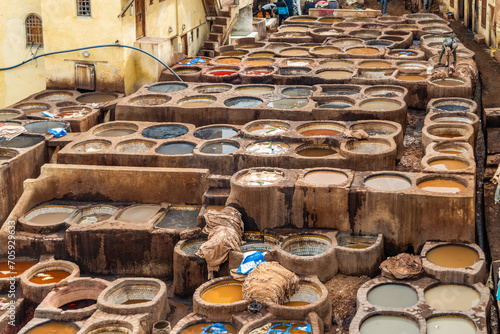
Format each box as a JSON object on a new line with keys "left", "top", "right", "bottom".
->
{"left": 437, "top": 36, "right": 458, "bottom": 67}
{"left": 276, "top": 0, "right": 290, "bottom": 26}
{"left": 261, "top": 1, "right": 276, "bottom": 18}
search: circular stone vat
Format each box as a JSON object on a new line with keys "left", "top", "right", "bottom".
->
{"left": 317, "top": 69, "right": 353, "bottom": 79}
{"left": 350, "top": 121, "right": 398, "bottom": 136}
{"left": 25, "top": 322, "right": 80, "bottom": 334}
{"left": 102, "top": 279, "right": 161, "bottom": 305}
{"left": 241, "top": 234, "right": 279, "bottom": 253}
{"left": 225, "top": 97, "right": 263, "bottom": 108}
{"left": 424, "top": 284, "right": 480, "bottom": 310}
{"left": 180, "top": 323, "right": 237, "bottom": 334}
{"left": 318, "top": 99, "right": 354, "bottom": 109}
{"left": 220, "top": 50, "right": 248, "bottom": 57}
{"left": 247, "top": 51, "right": 275, "bottom": 58}
{"left": 73, "top": 140, "right": 111, "bottom": 153}
{"left": 156, "top": 142, "right": 196, "bottom": 155}
{"left": 281, "top": 87, "right": 315, "bottom": 97}
{"left": 116, "top": 140, "right": 155, "bottom": 153}
{"left": 329, "top": 38, "right": 363, "bottom": 47}
{"left": 0, "top": 109, "right": 24, "bottom": 120}
{"left": 431, "top": 78, "right": 466, "bottom": 87}
{"left": 0, "top": 260, "right": 37, "bottom": 278}
{"left": 289, "top": 16, "right": 316, "bottom": 22}
{"left": 279, "top": 48, "right": 310, "bottom": 57}
{"left": 215, "top": 57, "right": 241, "bottom": 65}
{"left": 283, "top": 59, "right": 315, "bottom": 67}
{"left": 365, "top": 173, "right": 412, "bottom": 191}
{"left": 178, "top": 96, "right": 216, "bottom": 108}
{"left": 426, "top": 244, "right": 478, "bottom": 268}
{"left": 337, "top": 233, "right": 377, "bottom": 249}
{"left": 397, "top": 61, "right": 428, "bottom": 70}
{"left": 267, "top": 98, "right": 308, "bottom": 109}
{"left": 179, "top": 57, "right": 210, "bottom": 65}
{"left": 359, "top": 60, "right": 392, "bottom": 68}
{"left": 83, "top": 322, "right": 133, "bottom": 334}
{"left": 0, "top": 134, "right": 45, "bottom": 148}
{"left": 360, "top": 99, "right": 401, "bottom": 111}
{"left": 235, "top": 85, "right": 274, "bottom": 96}
{"left": 346, "top": 47, "right": 380, "bottom": 55}
{"left": 0, "top": 148, "right": 19, "bottom": 161}
{"left": 278, "top": 25, "right": 310, "bottom": 32}
{"left": 417, "top": 178, "right": 466, "bottom": 193}
{"left": 237, "top": 170, "right": 284, "bottom": 186}
{"left": 28, "top": 268, "right": 72, "bottom": 285}
{"left": 23, "top": 205, "right": 75, "bottom": 227}
{"left": 283, "top": 282, "right": 322, "bottom": 306}
{"left": 116, "top": 205, "right": 161, "bottom": 223}
{"left": 345, "top": 139, "right": 391, "bottom": 153}
{"left": 194, "top": 84, "right": 232, "bottom": 94}
{"left": 367, "top": 284, "right": 418, "bottom": 308}
{"left": 297, "top": 122, "right": 344, "bottom": 137}
{"left": 246, "top": 141, "right": 289, "bottom": 155}
{"left": 23, "top": 121, "right": 69, "bottom": 134}
{"left": 93, "top": 123, "right": 138, "bottom": 137}
{"left": 174, "top": 66, "right": 202, "bottom": 75}
{"left": 360, "top": 315, "right": 419, "bottom": 334}
{"left": 318, "top": 60, "right": 353, "bottom": 69}
{"left": 180, "top": 238, "right": 207, "bottom": 255}
{"left": 244, "top": 58, "right": 275, "bottom": 66}
{"left": 201, "top": 281, "right": 243, "bottom": 304}
{"left": 281, "top": 234, "right": 331, "bottom": 257}
{"left": 423, "top": 26, "right": 453, "bottom": 34}
{"left": 428, "top": 158, "right": 470, "bottom": 171}
{"left": 206, "top": 68, "right": 238, "bottom": 77}
{"left": 71, "top": 205, "right": 117, "bottom": 225}
{"left": 265, "top": 42, "right": 292, "bottom": 51}
{"left": 389, "top": 49, "right": 420, "bottom": 57}
{"left": 55, "top": 102, "right": 78, "bottom": 107}
{"left": 53, "top": 106, "right": 92, "bottom": 119}
{"left": 148, "top": 82, "right": 188, "bottom": 93}
{"left": 365, "top": 86, "right": 405, "bottom": 98}
{"left": 13, "top": 103, "right": 50, "bottom": 115}
{"left": 366, "top": 40, "right": 394, "bottom": 48}
{"left": 430, "top": 113, "right": 476, "bottom": 124}
{"left": 277, "top": 67, "right": 311, "bottom": 76}
{"left": 142, "top": 125, "right": 189, "bottom": 139}
{"left": 433, "top": 142, "right": 470, "bottom": 155}
{"left": 426, "top": 316, "right": 476, "bottom": 334}
{"left": 76, "top": 93, "right": 118, "bottom": 104}
{"left": 432, "top": 99, "right": 475, "bottom": 112}
{"left": 321, "top": 85, "right": 360, "bottom": 95}
{"left": 248, "top": 322, "right": 308, "bottom": 334}
{"left": 129, "top": 94, "right": 169, "bottom": 106}
{"left": 303, "top": 170, "right": 348, "bottom": 185}
{"left": 35, "top": 91, "right": 73, "bottom": 101}
{"left": 200, "top": 141, "right": 239, "bottom": 154}
{"left": 194, "top": 126, "right": 238, "bottom": 139}
{"left": 426, "top": 125, "right": 469, "bottom": 140}
{"left": 396, "top": 73, "right": 428, "bottom": 81}
{"left": 296, "top": 144, "right": 337, "bottom": 157}
{"left": 246, "top": 121, "right": 290, "bottom": 136}
{"left": 311, "top": 46, "right": 341, "bottom": 56}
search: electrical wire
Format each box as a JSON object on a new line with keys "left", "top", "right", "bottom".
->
{"left": 0, "top": 44, "right": 183, "bottom": 82}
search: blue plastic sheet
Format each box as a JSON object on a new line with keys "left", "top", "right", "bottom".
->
{"left": 48, "top": 127, "right": 67, "bottom": 137}
{"left": 237, "top": 251, "right": 266, "bottom": 275}
{"left": 180, "top": 57, "right": 207, "bottom": 66}
{"left": 266, "top": 324, "right": 311, "bottom": 334}
{"left": 201, "top": 323, "right": 231, "bottom": 334}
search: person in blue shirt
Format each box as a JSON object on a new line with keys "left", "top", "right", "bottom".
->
{"left": 276, "top": 0, "right": 289, "bottom": 25}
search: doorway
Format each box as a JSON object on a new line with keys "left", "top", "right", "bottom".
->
{"left": 135, "top": 0, "right": 146, "bottom": 38}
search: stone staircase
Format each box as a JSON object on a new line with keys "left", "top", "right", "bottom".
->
{"left": 198, "top": 2, "right": 240, "bottom": 57}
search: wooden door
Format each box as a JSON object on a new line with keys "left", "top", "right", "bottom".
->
{"left": 135, "top": 0, "right": 146, "bottom": 38}
{"left": 459, "top": 0, "right": 464, "bottom": 18}
{"left": 482, "top": 0, "right": 487, "bottom": 27}
{"left": 75, "top": 64, "right": 95, "bottom": 91}
{"left": 182, "top": 34, "right": 188, "bottom": 55}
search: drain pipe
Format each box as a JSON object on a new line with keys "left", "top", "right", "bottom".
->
{"left": 0, "top": 44, "right": 183, "bottom": 82}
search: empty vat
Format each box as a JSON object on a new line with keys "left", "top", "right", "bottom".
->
{"left": 129, "top": 94, "right": 169, "bottom": 106}
{"left": 0, "top": 148, "right": 19, "bottom": 161}
{"left": 234, "top": 86, "right": 274, "bottom": 96}
{"left": 194, "top": 84, "right": 232, "bottom": 94}
{"left": 93, "top": 123, "right": 138, "bottom": 137}
{"left": 116, "top": 140, "right": 155, "bottom": 153}
{"left": 77, "top": 93, "right": 118, "bottom": 104}
{"left": 73, "top": 140, "right": 111, "bottom": 152}
{"left": 35, "top": 91, "right": 73, "bottom": 101}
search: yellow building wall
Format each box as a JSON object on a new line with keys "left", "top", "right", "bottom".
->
{"left": 0, "top": 0, "right": 46, "bottom": 108}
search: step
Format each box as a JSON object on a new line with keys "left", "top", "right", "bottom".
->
{"left": 208, "top": 32, "right": 223, "bottom": 43}
{"left": 215, "top": 16, "right": 229, "bottom": 25}
{"left": 220, "top": 10, "right": 230, "bottom": 17}
{"left": 198, "top": 49, "right": 215, "bottom": 57}
{"left": 202, "top": 40, "right": 219, "bottom": 50}
{"left": 212, "top": 24, "right": 227, "bottom": 34}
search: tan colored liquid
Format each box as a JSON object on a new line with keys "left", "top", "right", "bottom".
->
{"left": 429, "top": 159, "right": 469, "bottom": 170}
{"left": 216, "top": 58, "right": 241, "bottom": 64}
{"left": 300, "top": 129, "right": 340, "bottom": 136}
{"left": 245, "top": 59, "right": 273, "bottom": 66}
{"left": 360, "top": 316, "right": 419, "bottom": 334}
{"left": 432, "top": 78, "right": 465, "bottom": 86}
{"left": 436, "top": 133, "right": 463, "bottom": 138}
{"left": 30, "top": 270, "right": 71, "bottom": 284}
{"left": 26, "top": 322, "right": 79, "bottom": 334}
{"left": 238, "top": 171, "right": 284, "bottom": 185}
{"left": 360, "top": 100, "right": 400, "bottom": 111}
{"left": 181, "top": 323, "right": 238, "bottom": 334}
{"left": 365, "top": 175, "right": 411, "bottom": 191}
{"left": 427, "top": 317, "right": 476, "bottom": 334}
{"left": 284, "top": 301, "right": 310, "bottom": 307}
{"left": 298, "top": 148, "right": 336, "bottom": 157}
{"left": 202, "top": 283, "right": 243, "bottom": 303}
{"left": 117, "top": 205, "right": 161, "bottom": 223}
{"left": 121, "top": 299, "right": 151, "bottom": 305}
{"left": 360, "top": 61, "right": 392, "bottom": 68}
{"left": 418, "top": 179, "right": 466, "bottom": 193}
{"left": 220, "top": 51, "right": 246, "bottom": 57}
{"left": 248, "top": 52, "right": 274, "bottom": 58}
{"left": 96, "top": 129, "right": 135, "bottom": 137}
{"left": 426, "top": 245, "right": 479, "bottom": 268}
{"left": 28, "top": 212, "right": 70, "bottom": 225}
{"left": 345, "top": 244, "right": 370, "bottom": 249}
{"left": 318, "top": 70, "right": 352, "bottom": 79}
{"left": 0, "top": 261, "right": 37, "bottom": 278}
{"left": 179, "top": 100, "right": 214, "bottom": 108}
{"left": 314, "top": 47, "right": 340, "bottom": 55}
{"left": 285, "top": 59, "right": 313, "bottom": 66}
{"left": 206, "top": 205, "right": 225, "bottom": 211}
{"left": 280, "top": 49, "right": 309, "bottom": 56}
{"left": 397, "top": 74, "right": 427, "bottom": 81}
{"left": 319, "top": 61, "right": 353, "bottom": 69}
{"left": 347, "top": 47, "right": 379, "bottom": 55}
{"left": 304, "top": 171, "right": 347, "bottom": 185}
{"left": 236, "top": 87, "right": 273, "bottom": 96}
{"left": 280, "top": 26, "right": 309, "bottom": 32}
{"left": 424, "top": 285, "right": 480, "bottom": 310}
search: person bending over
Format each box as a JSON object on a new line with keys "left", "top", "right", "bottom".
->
{"left": 437, "top": 37, "right": 458, "bottom": 65}
{"left": 261, "top": 1, "right": 276, "bottom": 18}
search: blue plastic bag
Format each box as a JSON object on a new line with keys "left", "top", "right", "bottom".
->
{"left": 201, "top": 323, "right": 231, "bottom": 334}
{"left": 267, "top": 324, "right": 311, "bottom": 334}
{"left": 42, "top": 111, "right": 54, "bottom": 118}
{"left": 237, "top": 251, "right": 266, "bottom": 275}
{"left": 48, "top": 127, "right": 67, "bottom": 137}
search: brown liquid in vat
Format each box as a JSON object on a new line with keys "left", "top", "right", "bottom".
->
{"left": 0, "top": 261, "right": 37, "bottom": 278}
{"left": 202, "top": 283, "right": 243, "bottom": 303}
{"left": 360, "top": 61, "right": 391, "bottom": 68}
{"left": 304, "top": 171, "right": 348, "bottom": 185}
{"left": 318, "top": 70, "right": 352, "bottom": 79}
{"left": 347, "top": 48, "right": 379, "bottom": 55}
{"left": 26, "top": 322, "right": 79, "bottom": 334}
{"left": 426, "top": 245, "right": 479, "bottom": 268}
{"left": 28, "top": 212, "right": 70, "bottom": 225}
{"left": 397, "top": 74, "right": 427, "bottom": 81}
{"left": 429, "top": 159, "right": 469, "bottom": 170}
{"left": 245, "top": 59, "right": 273, "bottom": 66}
{"left": 284, "top": 301, "right": 310, "bottom": 307}
{"left": 297, "top": 148, "right": 336, "bottom": 157}
{"left": 300, "top": 129, "right": 340, "bottom": 136}
{"left": 216, "top": 58, "right": 240, "bottom": 64}
{"left": 30, "top": 270, "right": 71, "bottom": 284}
{"left": 418, "top": 179, "right": 466, "bottom": 193}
